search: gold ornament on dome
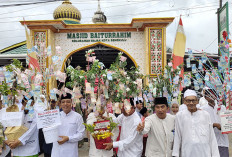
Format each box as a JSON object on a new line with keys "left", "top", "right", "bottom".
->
{"left": 53, "top": 0, "right": 81, "bottom": 22}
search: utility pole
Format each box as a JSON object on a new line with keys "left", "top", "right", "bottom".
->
{"left": 219, "top": 0, "right": 222, "bottom": 8}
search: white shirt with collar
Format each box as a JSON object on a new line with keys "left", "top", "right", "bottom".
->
{"left": 113, "top": 111, "right": 143, "bottom": 157}
{"left": 51, "top": 110, "right": 85, "bottom": 157}
{"left": 142, "top": 113, "right": 175, "bottom": 157}
{"left": 11, "top": 113, "right": 39, "bottom": 156}
{"left": 179, "top": 103, "right": 200, "bottom": 111}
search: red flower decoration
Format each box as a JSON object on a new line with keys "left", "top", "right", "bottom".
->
{"left": 222, "top": 31, "right": 228, "bottom": 40}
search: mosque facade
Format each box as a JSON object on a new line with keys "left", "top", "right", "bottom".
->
{"left": 1, "top": 0, "right": 174, "bottom": 78}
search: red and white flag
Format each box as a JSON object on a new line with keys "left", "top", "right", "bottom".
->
{"left": 172, "top": 17, "right": 186, "bottom": 78}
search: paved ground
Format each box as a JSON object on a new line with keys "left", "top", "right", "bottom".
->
{"left": 39, "top": 142, "right": 89, "bottom": 157}
{"left": 39, "top": 135, "right": 232, "bottom": 157}
{"left": 229, "top": 134, "right": 232, "bottom": 155}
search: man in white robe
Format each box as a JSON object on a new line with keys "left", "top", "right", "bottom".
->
{"left": 137, "top": 97, "right": 175, "bottom": 157}
{"left": 201, "top": 89, "right": 229, "bottom": 157}
{"left": 87, "top": 106, "right": 119, "bottom": 157}
{"left": 172, "top": 89, "right": 220, "bottom": 157}
{"left": 104, "top": 98, "right": 143, "bottom": 157}
{"left": 51, "top": 93, "right": 85, "bottom": 157}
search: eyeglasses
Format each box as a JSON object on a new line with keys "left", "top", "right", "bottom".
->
{"left": 185, "top": 99, "right": 197, "bottom": 104}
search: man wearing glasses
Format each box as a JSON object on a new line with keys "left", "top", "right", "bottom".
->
{"left": 172, "top": 89, "right": 220, "bottom": 157}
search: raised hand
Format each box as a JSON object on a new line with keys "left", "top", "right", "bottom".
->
{"left": 137, "top": 121, "right": 145, "bottom": 132}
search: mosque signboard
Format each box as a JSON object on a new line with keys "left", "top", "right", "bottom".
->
{"left": 67, "top": 32, "right": 132, "bottom": 43}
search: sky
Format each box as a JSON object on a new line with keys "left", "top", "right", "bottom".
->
{"left": 0, "top": 0, "right": 231, "bottom": 54}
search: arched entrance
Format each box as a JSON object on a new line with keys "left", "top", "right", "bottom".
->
{"left": 62, "top": 42, "right": 137, "bottom": 71}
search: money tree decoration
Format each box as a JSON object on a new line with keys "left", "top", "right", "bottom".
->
{"left": 146, "top": 61, "right": 182, "bottom": 105}
{"left": 66, "top": 51, "right": 144, "bottom": 104}
{"left": 182, "top": 30, "right": 232, "bottom": 110}
{"left": 0, "top": 59, "right": 25, "bottom": 107}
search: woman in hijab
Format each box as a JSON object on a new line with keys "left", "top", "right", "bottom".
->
{"left": 170, "top": 100, "right": 179, "bottom": 115}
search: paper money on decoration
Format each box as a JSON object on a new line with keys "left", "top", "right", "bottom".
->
{"left": 81, "top": 98, "right": 86, "bottom": 109}
{"left": 104, "top": 87, "right": 109, "bottom": 99}
{"left": 192, "top": 64, "right": 196, "bottom": 73}
{"left": 55, "top": 71, "right": 67, "bottom": 82}
{"left": 153, "top": 88, "right": 157, "bottom": 97}
{"left": 107, "top": 72, "right": 112, "bottom": 80}
{"left": 173, "top": 76, "right": 179, "bottom": 84}
{"left": 198, "top": 79, "right": 204, "bottom": 89}
{"left": 163, "top": 69, "right": 168, "bottom": 78}
{"left": 204, "top": 72, "right": 210, "bottom": 81}
{"left": 50, "top": 89, "right": 56, "bottom": 100}
{"left": 186, "top": 58, "right": 191, "bottom": 68}
{"left": 194, "top": 80, "right": 199, "bottom": 90}
{"left": 149, "top": 83, "right": 153, "bottom": 92}
{"left": 85, "top": 82, "right": 92, "bottom": 94}
{"left": 198, "top": 60, "right": 202, "bottom": 70}
{"left": 195, "top": 73, "right": 201, "bottom": 80}
{"left": 52, "top": 56, "right": 59, "bottom": 64}
{"left": 201, "top": 52, "right": 207, "bottom": 63}
{"left": 187, "top": 49, "right": 192, "bottom": 55}
{"left": 184, "top": 74, "right": 191, "bottom": 87}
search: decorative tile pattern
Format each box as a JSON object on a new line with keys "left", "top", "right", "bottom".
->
{"left": 150, "top": 29, "right": 163, "bottom": 75}
{"left": 34, "top": 31, "right": 47, "bottom": 95}
{"left": 34, "top": 32, "right": 46, "bottom": 52}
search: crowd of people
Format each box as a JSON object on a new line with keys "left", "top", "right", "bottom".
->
{"left": 0, "top": 87, "right": 229, "bottom": 157}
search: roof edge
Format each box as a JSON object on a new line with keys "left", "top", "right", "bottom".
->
{"left": 0, "top": 41, "right": 26, "bottom": 54}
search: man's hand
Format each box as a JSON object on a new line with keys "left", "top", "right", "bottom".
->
{"left": 104, "top": 143, "right": 113, "bottom": 150}
{"left": 4, "top": 140, "right": 12, "bottom": 146}
{"left": 213, "top": 123, "right": 221, "bottom": 130}
{"left": 8, "top": 140, "right": 21, "bottom": 149}
{"left": 137, "top": 121, "right": 145, "bottom": 132}
{"left": 58, "top": 136, "right": 69, "bottom": 145}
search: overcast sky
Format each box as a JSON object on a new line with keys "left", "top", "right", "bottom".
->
{"left": 0, "top": 0, "right": 231, "bottom": 54}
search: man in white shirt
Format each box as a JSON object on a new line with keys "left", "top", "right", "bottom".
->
{"left": 172, "top": 89, "right": 220, "bottom": 157}
{"left": 201, "top": 89, "right": 229, "bottom": 157}
{"left": 137, "top": 97, "right": 175, "bottom": 157}
{"left": 104, "top": 98, "right": 143, "bottom": 157}
{"left": 198, "top": 87, "right": 209, "bottom": 107}
{"left": 6, "top": 103, "right": 40, "bottom": 157}
{"left": 51, "top": 93, "right": 85, "bottom": 157}
{"left": 87, "top": 106, "right": 119, "bottom": 157}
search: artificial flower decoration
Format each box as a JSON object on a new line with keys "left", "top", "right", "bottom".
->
{"left": 222, "top": 31, "right": 228, "bottom": 40}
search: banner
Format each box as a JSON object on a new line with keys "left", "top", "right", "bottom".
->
{"left": 36, "top": 109, "right": 61, "bottom": 129}
{"left": 220, "top": 110, "right": 232, "bottom": 134}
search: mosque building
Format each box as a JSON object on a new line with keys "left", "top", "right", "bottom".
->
{"left": 0, "top": 0, "right": 174, "bottom": 79}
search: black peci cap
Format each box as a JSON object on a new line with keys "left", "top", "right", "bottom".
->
{"left": 154, "top": 97, "right": 168, "bottom": 107}
{"left": 139, "top": 107, "right": 147, "bottom": 116}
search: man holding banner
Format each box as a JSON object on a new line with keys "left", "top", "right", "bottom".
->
{"left": 51, "top": 93, "right": 85, "bottom": 157}
{"left": 201, "top": 89, "right": 229, "bottom": 157}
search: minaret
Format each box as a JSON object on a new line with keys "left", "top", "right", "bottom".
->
{"left": 92, "top": 0, "right": 107, "bottom": 24}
